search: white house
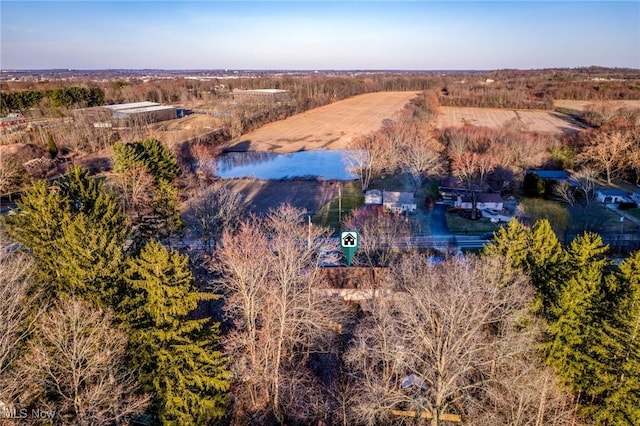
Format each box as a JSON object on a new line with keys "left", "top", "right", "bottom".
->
{"left": 382, "top": 191, "right": 416, "bottom": 214}
{"left": 455, "top": 193, "right": 504, "bottom": 211}
{"left": 364, "top": 189, "right": 382, "bottom": 205}
{"left": 596, "top": 189, "right": 631, "bottom": 204}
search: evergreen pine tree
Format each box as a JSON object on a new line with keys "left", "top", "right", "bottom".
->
{"left": 113, "top": 139, "right": 179, "bottom": 184}
{"left": 113, "top": 141, "right": 146, "bottom": 174}
{"left": 140, "top": 138, "right": 179, "bottom": 183}
{"left": 587, "top": 251, "right": 640, "bottom": 424}
{"left": 56, "top": 212, "right": 126, "bottom": 307}
{"left": 3, "top": 166, "right": 127, "bottom": 305}
{"left": 47, "top": 134, "right": 58, "bottom": 158}
{"left": 527, "top": 219, "right": 565, "bottom": 315}
{"left": 112, "top": 139, "right": 181, "bottom": 248}
{"left": 123, "top": 240, "right": 230, "bottom": 425}
{"left": 546, "top": 232, "right": 610, "bottom": 395}
{"left": 483, "top": 219, "right": 530, "bottom": 269}
{"left": 3, "top": 180, "right": 67, "bottom": 283}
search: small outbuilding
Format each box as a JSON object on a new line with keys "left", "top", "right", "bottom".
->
{"left": 364, "top": 189, "right": 383, "bottom": 205}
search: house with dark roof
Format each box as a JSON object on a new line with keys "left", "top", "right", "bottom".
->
{"left": 596, "top": 188, "right": 632, "bottom": 204}
{"left": 438, "top": 177, "right": 487, "bottom": 200}
{"left": 527, "top": 170, "right": 569, "bottom": 180}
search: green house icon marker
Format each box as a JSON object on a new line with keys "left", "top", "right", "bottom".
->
{"left": 340, "top": 231, "right": 359, "bottom": 265}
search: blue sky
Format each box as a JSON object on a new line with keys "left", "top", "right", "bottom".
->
{"left": 1, "top": 1, "right": 638, "bottom": 70}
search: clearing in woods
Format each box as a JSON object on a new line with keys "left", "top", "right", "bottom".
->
{"left": 224, "top": 91, "right": 419, "bottom": 152}
{"left": 220, "top": 179, "right": 347, "bottom": 216}
{"left": 437, "top": 106, "right": 587, "bottom": 134}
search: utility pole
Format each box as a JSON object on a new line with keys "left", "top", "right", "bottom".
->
{"left": 619, "top": 216, "right": 624, "bottom": 255}
{"left": 308, "top": 215, "right": 311, "bottom": 250}
{"left": 338, "top": 187, "right": 342, "bottom": 225}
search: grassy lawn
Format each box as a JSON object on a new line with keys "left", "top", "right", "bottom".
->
{"left": 368, "top": 173, "right": 415, "bottom": 192}
{"left": 445, "top": 212, "right": 501, "bottom": 234}
{"left": 518, "top": 195, "right": 640, "bottom": 236}
{"left": 567, "top": 204, "right": 638, "bottom": 234}
{"left": 627, "top": 208, "right": 640, "bottom": 221}
{"left": 313, "top": 180, "right": 364, "bottom": 231}
{"left": 519, "top": 198, "right": 570, "bottom": 234}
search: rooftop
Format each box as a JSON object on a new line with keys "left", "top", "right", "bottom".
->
{"left": 460, "top": 193, "right": 503, "bottom": 203}
{"left": 383, "top": 191, "right": 414, "bottom": 204}
{"left": 597, "top": 188, "right": 629, "bottom": 196}
{"left": 528, "top": 170, "right": 569, "bottom": 180}
{"left": 234, "top": 89, "right": 289, "bottom": 94}
{"left": 104, "top": 101, "right": 160, "bottom": 111}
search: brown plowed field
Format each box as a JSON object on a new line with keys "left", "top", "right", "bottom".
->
{"left": 554, "top": 99, "right": 640, "bottom": 112}
{"left": 437, "top": 106, "right": 587, "bottom": 134}
{"left": 225, "top": 91, "right": 418, "bottom": 152}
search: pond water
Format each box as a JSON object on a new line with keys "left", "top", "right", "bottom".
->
{"left": 215, "top": 150, "right": 359, "bottom": 180}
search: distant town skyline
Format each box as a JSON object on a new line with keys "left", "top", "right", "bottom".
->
{"left": 1, "top": 1, "right": 638, "bottom": 70}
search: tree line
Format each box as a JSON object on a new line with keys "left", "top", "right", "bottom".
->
{"left": 0, "top": 86, "right": 105, "bottom": 114}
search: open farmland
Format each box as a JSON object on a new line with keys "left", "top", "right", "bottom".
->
{"left": 554, "top": 99, "right": 640, "bottom": 112}
{"left": 225, "top": 91, "right": 418, "bottom": 152}
{"left": 437, "top": 106, "right": 586, "bottom": 134}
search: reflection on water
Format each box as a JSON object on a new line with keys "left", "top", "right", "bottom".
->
{"left": 215, "top": 150, "right": 359, "bottom": 180}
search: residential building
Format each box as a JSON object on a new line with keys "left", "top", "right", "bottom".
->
{"left": 455, "top": 193, "right": 504, "bottom": 211}
{"left": 438, "top": 177, "right": 487, "bottom": 200}
{"left": 596, "top": 188, "right": 632, "bottom": 204}
{"left": 382, "top": 191, "right": 416, "bottom": 214}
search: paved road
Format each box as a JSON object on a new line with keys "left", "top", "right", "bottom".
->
{"left": 168, "top": 233, "right": 489, "bottom": 253}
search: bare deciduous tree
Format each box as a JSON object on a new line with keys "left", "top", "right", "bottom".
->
{"left": 579, "top": 130, "right": 632, "bottom": 184}
{"left": 398, "top": 123, "right": 446, "bottom": 193}
{"left": 573, "top": 166, "right": 599, "bottom": 205}
{"left": 347, "top": 133, "right": 393, "bottom": 191}
{"left": 344, "top": 254, "right": 576, "bottom": 426}
{"left": 0, "top": 250, "right": 38, "bottom": 379}
{"left": 553, "top": 181, "right": 576, "bottom": 206}
{"left": 109, "top": 166, "right": 155, "bottom": 220}
{"left": 8, "top": 299, "right": 148, "bottom": 426}
{"left": 216, "top": 205, "right": 345, "bottom": 424}
{"left": 187, "top": 183, "right": 244, "bottom": 251}
{"left": 343, "top": 205, "right": 413, "bottom": 267}
{"left": 451, "top": 151, "right": 495, "bottom": 219}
